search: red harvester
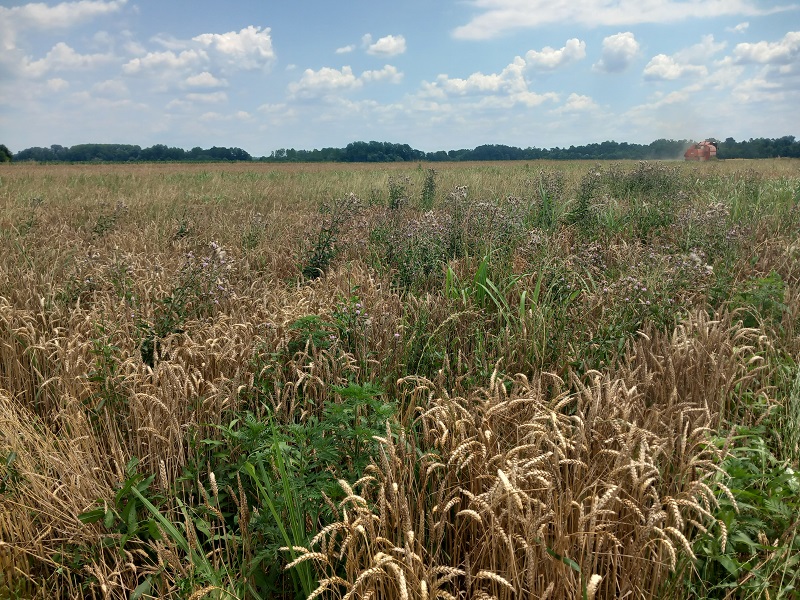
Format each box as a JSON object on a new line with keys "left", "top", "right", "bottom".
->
{"left": 684, "top": 140, "right": 718, "bottom": 161}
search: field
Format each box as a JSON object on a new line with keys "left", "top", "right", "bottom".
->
{"left": 1, "top": 159, "right": 799, "bottom": 599}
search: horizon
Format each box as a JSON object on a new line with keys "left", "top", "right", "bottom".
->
{"left": 1, "top": 1, "right": 798, "bottom": 156}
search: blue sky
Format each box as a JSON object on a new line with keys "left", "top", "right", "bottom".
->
{"left": 1, "top": 0, "right": 798, "bottom": 156}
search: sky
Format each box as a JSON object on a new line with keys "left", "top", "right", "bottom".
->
{"left": 0, "top": 0, "right": 798, "bottom": 157}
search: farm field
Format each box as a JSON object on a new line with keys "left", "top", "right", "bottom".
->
{"left": 1, "top": 159, "right": 799, "bottom": 599}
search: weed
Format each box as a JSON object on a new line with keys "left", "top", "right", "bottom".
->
{"left": 421, "top": 168, "right": 437, "bottom": 210}
{"left": 388, "top": 175, "right": 411, "bottom": 210}
{"left": 300, "top": 193, "right": 362, "bottom": 279}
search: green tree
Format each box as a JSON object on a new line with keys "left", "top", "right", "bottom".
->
{"left": 0, "top": 144, "right": 11, "bottom": 162}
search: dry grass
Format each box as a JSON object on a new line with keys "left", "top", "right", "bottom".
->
{"left": 0, "top": 160, "right": 798, "bottom": 598}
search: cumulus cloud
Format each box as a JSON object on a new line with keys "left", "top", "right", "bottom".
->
{"left": 336, "top": 44, "right": 355, "bottom": 54}
{"left": 289, "top": 66, "right": 361, "bottom": 97}
{"left": 421, "top": 57, "right": 558, "bottom": 108}
{"left": 0, "top": 0, "right": 127, "bottom": 50}
{"left": 593, "top": 32, "right": 639, "bottom": 73}
{"left": 451, "top": 0, "right": 792, "bottom": 40}
{"left": 92, "top": 78, "right": 128, "bottom": 96}
{"left": 525, "top": 38, "right": 586, "bottom": 70}
{"left": 22, "top": 42, "right": 114, "bottom": 77}
{"left": 644, "top": 55, "right": 707, "bottom": 80}
{"left": 365, "top": 34, "right": 407, "bottom": 56}
{"left": 643, "top": 35, "right": 726, "bottom": 81}
{"left": 185, "top": 71, "right": 227, "bottom": 88}
{"left": 120, "top": 25, "right": 274, "bottom": 94}
{"left": 426, "top": 57, "right": 526, "bottom": 96}
{"left": 558, "top": 92, "right": 598, "bottom": 112}
{"left": 288, "top": 64, "right": 403, "bottom": 98}
{"left": 47, "top": 77, "right": 69, "bottom": 92}
{"left": 362, "top": 65, "right": 403, "bottom": 83}
{"left": 185, "top": 91, "right": 228, "bottom": 103}
{"left": 192, "top": 25, "right": 275, "bottom": 69}
{"left": 727, "top": 21, "right": 750, "bottom": 33}
{"left": 675, "top": 34, "right": 727, "bottom": 63}
{"left": 122, "top": 49, "right": 205, "bottom": 74}
{"left": 733, "top": 30, "right": 800, "bottom": 64}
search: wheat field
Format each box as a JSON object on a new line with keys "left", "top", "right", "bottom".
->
{"left": 1, "top": 159, "right": 799, "bottom": 599}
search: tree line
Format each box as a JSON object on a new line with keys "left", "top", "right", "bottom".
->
{"left": 4, "top": 136, "right": 799, "bottom": 163}
{"left": 11, "top": 144, "right": 252, "bottom": 163}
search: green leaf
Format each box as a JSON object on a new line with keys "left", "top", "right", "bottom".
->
{"left": 130, "top": 576, "right": 152, "bottom": 600}
{"left": 103, "top": 507, "right": 116, "bottom": 529}
{"left": 716, "top": 554, "right": 740, "bottom": 576}
{"left": 78, "top": 507, "right": 105, "bottom": 525}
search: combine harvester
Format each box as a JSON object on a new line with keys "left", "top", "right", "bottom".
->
{"left": 684, "top": 140, "right": 718, "bottom": 161}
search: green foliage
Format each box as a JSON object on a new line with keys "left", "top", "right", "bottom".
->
{"left": 139, "top": 242, "right": 232, "bottom": 367}
{"left": 0, "top": 450, "right": 21, "bottom": 495}
{"left": 732, "top": 270, "right": 787, "bottom": 330}
{"left": 79, "top": 458, "right": 162, "bottom": 548}
{"left": 286, "top": 314, "right": 335, "bottom": 356}
{"left": 77, "top": 458, "right": 163, "bottom": 595}
{"left": 188, "top": 382, "right": 395, "bottom": 599}
{"left": 421, "top": 168, "right": 437, "bottom": 210}
{"left": 388, "top": 175, "right": 410, "bottom": 210}
{"left": 564, "top": 166, "right": 602, "bottom": 231}
{"left": 0, "top": 144, "right": 12, "bottom": 162}
{"left": 300, "top": 193, "right": 362, "bottom": 279}
{"left": 86, "top": 324, "right": 127, "bottom": 416}
{"left": 682, "top": 424, "right": 800, "bottom": 599}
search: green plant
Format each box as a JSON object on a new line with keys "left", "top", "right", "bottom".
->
{"left": 388, "top": 175, "right": 410, "bottom": 211}
{"left": 139, "top": 241, "right": 232, "bottom": 366}
{"left": 86, "top": 324, "right": 127, "bottom": 415}
{"left": 733, "top": 270, "right": 787, "bottom": 330}
{"left": 187, "top": 382, "right": 396, "bottom": 599}
{"left": 421, "top": 168, "right": 437, "bottom": 210}
{"left": 285, "top": 314, "right": 335, "bottom": 356}
{"left": 524, "top": 169, "right": 564, "bottom": 230}
{"left": 78, "top": 458, "right": 163, "bottom": 595}
{"left": 0, "top": 450, "right": 21, "bottom": 495}
{"left": 682, "top": 425, "right": 800, "bottom": 599}
{"left": 300, "top": 193, "right": 362, "bottom": 279}
{"left": 564, "top": 166, "right": 602, "bottom": 231}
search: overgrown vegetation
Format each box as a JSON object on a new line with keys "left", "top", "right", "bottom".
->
{"left": 1, "top": 159, "right": 799, "bottom": 599}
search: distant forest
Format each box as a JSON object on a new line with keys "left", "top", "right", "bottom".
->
{"left": 6, "top": 136, "right": 800, "bottom": 163}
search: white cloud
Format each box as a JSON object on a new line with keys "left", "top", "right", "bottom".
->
{"left": 674, "top": 34, "right": 727, "bottom": 63}
{"left": 122, "top": 49, "right": 205, "bottom": 74}
{"left": 452, "top": 0, "right": 794, "bottom": 39}
{"left": 421, "top": 56, "right": 558, "bottom": 108}
{"left": 642, "top": 35, "right": 727, "bottom": 81}
{"left": 192, "top": 26, "right": 275, "bottom": 69}
{"left": 644, "top": 54, "right": 707, "bottom": 80}
{"left": 22, "top": 42, "right": 114, "bottom": 77}
{"left": 365, "top": 34, "right": 407, "bottom": 56}
{"left": 593, "top": 32, "right": 639, "bottom": 73}
{"left": 727, "top": 21, "right": 750, "bottom": 33}
{"left": 198, "top": 109, "right": 252, "bottom": 122}
{"left": 185, "top": 71, "right": 227, "bottom": 88}
{"left": 525, "top": 38, "right": 586, "bottom": 70}
{"left": 289, "top": 66, "right": 362, "bottom": 97}
{"left": 733, "top": 30, "right": 800, "bottom": 64}
{"left": 362, "top": 65, "right": 403, "bottom": 83}
{"left": 120, "top": 25, "right": 274, "bottom": 95}
{"left": 92, "top": 78, "right": 128, "bottom": 96}
{"left": 336, "top": 44, "right": 355, "bottom": 54}
{"left": 0, "top": 0, "right": 127, "bottom": 50}
{"left": 428, "top": 59, "right": 524, "bottom": 96}
{"left": 288, "top": 64, "right": 403, "bottom": 98}
{"left": 185, "top": 91, "right": 227, "bottom": 103}
{"left": 558, "top": 92, "right": 598, "bottom": 112}
{"left": 47, "top": 77, "right": 69, "bottom": 92}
